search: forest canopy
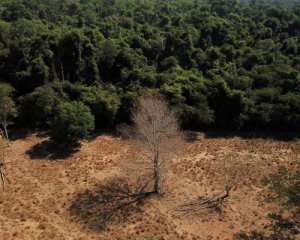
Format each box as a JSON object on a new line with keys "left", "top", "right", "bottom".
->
{"left": 0, "top": 0, "right": 300, "bottom": 134}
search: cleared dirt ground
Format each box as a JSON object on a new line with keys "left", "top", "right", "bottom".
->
{"left": 0, "top": 132, "right": 299, "bottom": 240}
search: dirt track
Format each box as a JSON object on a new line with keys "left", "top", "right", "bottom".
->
{"left": 0, "top": 132, "right": 299, "bottom": 240}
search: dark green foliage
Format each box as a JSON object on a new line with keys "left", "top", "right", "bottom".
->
{"left": 19, "top": 85, "right": 63, "bottom": 127}
{"left": 79, "top": 86, "right": 120, "bottom": 128}
{"left": 51, "top": 101, "right": 95, "bottom": 143}
{"left": 0, "top": 0, "right": 300, "bottom": 132}
{"left": 160, "top": 68, "right": 214, "bottom": 128}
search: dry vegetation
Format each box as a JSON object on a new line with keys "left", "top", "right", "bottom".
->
{"left": 0, "top": 131, "right": 299, "bottom": 240}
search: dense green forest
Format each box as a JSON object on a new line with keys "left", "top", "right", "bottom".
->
{"left": 0, "top": 0, "right": 300, "bottom": 138}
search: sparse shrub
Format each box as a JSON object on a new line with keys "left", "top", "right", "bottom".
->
{"left": 235, "top": 213, "right": 299, "bottom": 240}
{"left": 262, "top": 166, "right": 300, "bottom": 208}
{"left": 236, "top": 167, "right": 300, "bottom": 240}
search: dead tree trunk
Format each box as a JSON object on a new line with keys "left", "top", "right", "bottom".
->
{"left": 0, "top": 138, "right": 10, "bottom": 189}
{"left": 3, "top": 123, "right": 9, "bottom": 143}
{"left": 0, "top": 123, "right": 9, "bottom": 145}
{"left": 60, "top": 60, "right": 65, "bottom": 82}
{"left": 153, "top": 152, "right": 159, "bottom": 193}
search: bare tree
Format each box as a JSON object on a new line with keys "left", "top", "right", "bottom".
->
{"left": 119, "top": 94, "right": 183, "bottom": 195}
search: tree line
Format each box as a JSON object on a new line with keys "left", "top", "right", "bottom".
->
{"left": 0, "top": 0, "right": 300, "bottom": 142}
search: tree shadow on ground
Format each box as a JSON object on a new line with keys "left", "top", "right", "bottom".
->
{"left": 26, "top": 140, "right": 80, "bottom": 160}
{"left": 25, "top": 130, "right": 120, "bottom": 160}
{"left": 69, "top": 178, "right": 153, "bottom": 231}
{"left": 185, "top": 131, "right": 200, "bottom": 142}
{"left": 9, "top": 128, "right": 31, "bottom": 141}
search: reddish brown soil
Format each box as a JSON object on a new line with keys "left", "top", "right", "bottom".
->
{"left": 0, "top": 132, "right": 299, "bottom": 240}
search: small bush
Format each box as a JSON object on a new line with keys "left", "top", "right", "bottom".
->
{"left": 51, "top": 101, "right": 95, "bottom": 143}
